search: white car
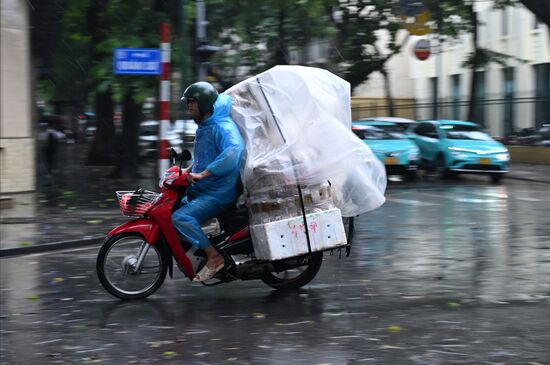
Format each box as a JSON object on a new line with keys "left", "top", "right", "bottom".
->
{"left": 139, "top": 120, "right": 183, "bottom": 158}
{"left": 362, "top": 117, "right": 416, "bottom": 132}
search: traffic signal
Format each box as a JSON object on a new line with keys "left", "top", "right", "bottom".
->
{"left": 196, "top": 43, "right": 219, "bottom": 62}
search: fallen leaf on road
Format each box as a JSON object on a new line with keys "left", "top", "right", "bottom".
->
{"left": 387, "top": 325, "right": 402, "bottom": 333}
{"left": 163, "top": 352, "right": 177, "bottom": 358}
{"left": 18, "top": 242, "right": 33, "bottom": 246}
{"left": 447, "top": 302, "right": 461, "bottom": 308}
{"left": 87, "top": 219, "right": 104, "bottom": 224}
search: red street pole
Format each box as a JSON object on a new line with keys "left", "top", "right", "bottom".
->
{"left": 158, "top": 23, "right": 171, "bottom": 177}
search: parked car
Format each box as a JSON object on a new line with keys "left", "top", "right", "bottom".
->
{"left": 352, "top": 120, "right": 420, "bottom": 180}
{"left": 78, "top": 112, "right": 96, "bottom": 137}
{"left": 505, "top": 124, "right": 550, "bottom": 147}
{"left": 139, "top": 120, "right": 183, "bottom": 158}
{"left": 174, "top": 119, "right": 197, "bottom": 166}
{"left": 360, "top": 117, "right": 416, "bottom": 132}
{"left": 407, "top": 120, "right": 509, "bottom": 183}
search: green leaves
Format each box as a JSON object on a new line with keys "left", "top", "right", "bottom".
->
{"left": 462, "top": 47, "right": 528, "bottom": 69}
{"left": 206, "top": 0, "right": 337, "bottom": 85}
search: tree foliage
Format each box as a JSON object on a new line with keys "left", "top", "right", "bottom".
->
{"left": 61, "top": 0, "right": 171, "bottom": 104}
{"left": 40, "top": 0, "right": 178, "bottom": 170}
{"left": 331, "top": 1, "right": 410, "bottom": 90}
{"left": 202, "top": 0, "right": 338, "bottom": 87}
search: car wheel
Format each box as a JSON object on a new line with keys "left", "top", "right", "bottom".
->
{"left": 405, "top": 170, "right": 417, "bottom": 182}
{"left": 490, "top": 174, "right": 503, "bottom": 184}
{"left": 435, "top": 155, "right": 457, "bottom": 180}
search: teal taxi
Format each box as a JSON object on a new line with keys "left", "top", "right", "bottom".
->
{"left": 352, "top": 120, "right": 420, "bottom": 180}
{"left": 408, "top": 120, "right": 509, "bottom": 183}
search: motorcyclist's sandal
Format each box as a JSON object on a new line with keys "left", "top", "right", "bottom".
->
{"left": 193, "top": 263, "right": 225, "bottom": 282}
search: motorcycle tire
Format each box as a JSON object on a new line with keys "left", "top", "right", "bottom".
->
{"left": 260, "top": 252, "right": 323, "bottom": 290}
{"left": 96, "top": 233, "right": 168, "bottom": 300}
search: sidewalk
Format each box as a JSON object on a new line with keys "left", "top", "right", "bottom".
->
{"left": 1, "top": 143, "right": 160, "bottom": 256}
{"left": 1, "top": 143, "right": 549, "bottom": 257}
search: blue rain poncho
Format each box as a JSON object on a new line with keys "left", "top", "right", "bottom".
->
{"left": 187, "top": 93, "right": 245, "bottom": 206}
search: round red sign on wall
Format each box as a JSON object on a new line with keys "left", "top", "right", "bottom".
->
{"left": 414, "top": 39, "right": 431, "bottom": 61}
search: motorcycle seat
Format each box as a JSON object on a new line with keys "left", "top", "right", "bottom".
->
{"left": 217, "top": 204, "right": 249, "bottom": 235}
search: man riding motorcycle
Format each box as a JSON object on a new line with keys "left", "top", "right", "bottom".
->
{"left": 173, "top": 81, "right": 245, "bottom": 282}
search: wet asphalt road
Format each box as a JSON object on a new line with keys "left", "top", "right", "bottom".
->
{"left": 1, "top": 178, "right": 549, "bottom": 364}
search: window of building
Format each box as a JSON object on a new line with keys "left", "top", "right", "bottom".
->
{"left": 451, "top": 74, "right": 461, "bottom": 120}
{"left": 534, "top": 63, "right": 550, "bottom": 127}
{"left": 430, "top": 77, "right": 438, "bottom": 119}
{"left": 502, "top": 9, "right": 508, "bottom": 36}
{"left": 503, "top": 67, "right": 515, "bottom": 134}
{"left": 534, "top": 16, "right": 542, "bottom": 30}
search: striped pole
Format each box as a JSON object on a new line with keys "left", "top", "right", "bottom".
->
{"left": 158, "top": 23, "right": 171, "bottom": 177}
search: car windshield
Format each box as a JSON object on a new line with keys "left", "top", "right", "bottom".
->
{"left": 353, "top": 125, "right": 407, "bottom": 140}
{"left": 441, "top": 124, "right": 493, "bottom": 141}
{"left": 140, "top": 123, "right": 159, "bottom": 136}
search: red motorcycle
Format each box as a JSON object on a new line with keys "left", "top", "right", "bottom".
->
{"left": 96, "top": 151, "right": 352, "bottom": 300}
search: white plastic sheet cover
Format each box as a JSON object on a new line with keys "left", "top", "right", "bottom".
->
{"left": 226, "top": 65, "right": 386, "bottom": 217}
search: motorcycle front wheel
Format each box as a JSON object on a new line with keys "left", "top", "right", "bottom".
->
{"left": 261, "top": 252, "right": 323, "bottom": 290}
{"left": 96, "top": 233, "right": 168, "bottom": 300}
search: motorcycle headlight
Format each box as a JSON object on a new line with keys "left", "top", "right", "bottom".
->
{"left": 496, "top": 153, "right": 510, "bottom": 161}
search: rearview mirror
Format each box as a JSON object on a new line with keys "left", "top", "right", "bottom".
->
{"left": 169, "top": 148, "right": 179, "bottom": 165}
{"left": 181, "top": 149, "right": 192, "bottom": 161}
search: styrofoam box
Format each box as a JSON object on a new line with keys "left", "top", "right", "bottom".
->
{"left": 250, "top": 208, "right": 348, "bottom": 261}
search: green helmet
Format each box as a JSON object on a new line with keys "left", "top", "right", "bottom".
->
{"left": 181, "top": 81, "right": 218, "bottom": 116}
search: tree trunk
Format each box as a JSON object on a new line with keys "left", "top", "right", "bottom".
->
{"left": 467, "top": 5, "right": 479, "bottom": 123}
{"left": 273, "top": 2, "right": 288, "bottom": 65}
{"left": 86, "top": 89, "right": 116, "bottom": 165}
{"left": 85, "top": 0, "right": 117, "bottom": 165}
{"left": 381, "top": 67, "right": 395, "bottom": 117}
{"left": 111, "top": 87, "right": 142, "bottom": 178}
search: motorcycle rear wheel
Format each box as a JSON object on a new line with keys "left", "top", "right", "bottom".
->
{"left": 261, "top": 252, "right": 323, "bottom": 290}
{"left": 97, "top": 233, "right": 168, "bottom": 300}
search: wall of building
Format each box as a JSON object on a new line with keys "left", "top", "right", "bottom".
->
{"left": 354, "top": 29, "right": 416, "bottom": 100}
{"left": 0, "top": 0, "right": 35, "bottom": 193}
{"left": 412, "top": 2, "right": 550, "bottom": 138}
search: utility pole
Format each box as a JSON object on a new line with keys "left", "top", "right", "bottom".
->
{"left": 196, "top": 0, "right": 207, "bottom": 80}
{"left": 180, "top": 0, "right": 187, "bottom": 90}
{"left": 158, "top": 23, "right": 171, "bottom": 177}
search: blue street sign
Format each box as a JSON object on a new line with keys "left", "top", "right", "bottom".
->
{"left": 113, "top": 48, "right": 161, "bottom": 75}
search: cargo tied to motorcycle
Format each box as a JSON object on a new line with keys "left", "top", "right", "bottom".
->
{"left": 226, "top": 65, "right": 387, "bottom": 260}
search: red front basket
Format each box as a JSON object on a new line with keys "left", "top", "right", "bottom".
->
{"left": 116, "top": 191, "right": 161, "bottom": 217}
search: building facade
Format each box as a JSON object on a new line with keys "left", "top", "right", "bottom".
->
{"left": 412, "top": 2, "right": 550, "bottom": 138}
{"left": 1, "top": 0, "right": 35, "bottom": 193}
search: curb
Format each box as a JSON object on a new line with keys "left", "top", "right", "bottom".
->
{"left": 0, "top": 237, "right": 104, "bottom": 257}
{"left": 505, "top": 175, "right": 550, "bottom": 184}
